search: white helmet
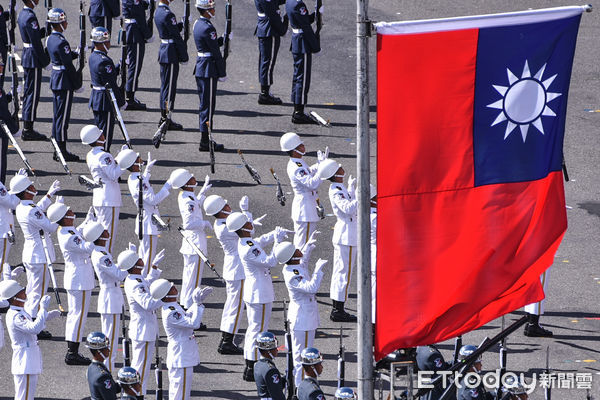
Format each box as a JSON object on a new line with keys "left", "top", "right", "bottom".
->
{"left": 280, "top": 132, "right": 303, "bottom": 152}
{"left": 370, "top": 184, "right": 377, "bottom": 199}
{"left": 169, "top": 168, "right": 193, "bottom": 189}
{"left": 8, "top": 175, "right": 33, "bottom": 194}
{"left": 203, "top": 195, "right": 227, "bottom": 216}
{"left": 117, "top": 250, "right": 139, "bottom": 271}
{"left": 150, "top": 279, "right": 173, "bottom": 300}
{"left": 318, "top": 159, "right": 341, "bottom": 180}
{"left": 83, "top": 221, "right": 105, "bottom": 243}
{"left": 0, "top": 280, "right": 24, "bottom": 300}
{"left": 195, "top": 0, "right": 215, "bottom": 9}
{"left": 226, "top": 212, "right": 248, "bottom": 232}
{"left": 47, "top": 203, "right": 69, "bottom": 223}
{"left": 115, "top": 149, "right": 138, "bottom": 170}
{"left": 274, "top": 242, "right": 296, "bottom": 264}
{"left": 80, "top": 125, "right": 103, "bottom": 145}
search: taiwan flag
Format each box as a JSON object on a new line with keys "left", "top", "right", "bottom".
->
{"left": 374, "top": 6, "right": 585, "bottom": 359}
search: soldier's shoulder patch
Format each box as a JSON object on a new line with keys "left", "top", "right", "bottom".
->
{"left": 105, "top": 65, "right": 113, "bottom": 74}
{"left": 251, "top": 248, "right": 261, "bottom": 256}
{"left": 434, "top": 357, "right": 443, "bottom": 369}
{"left": 246, "top": 240, "right": 254, "bottom": 246}
{"left": 300, "top": 6, "right": 307, "bottom": 15}
{"left": 142, "top": 183, "right": 148, "bottom": 191}
{"left": 68, "top": 230, "right": 75, "bottom": 235}
{"left": 34, "top": 210, "right": 43, "bottom": 219}
{"left": 29, "top": 203, "right": 36, "bottom": 207}
{"left": 271, "top": 373, "right": 280, "bottom": 384}
{"left": 210, "top": 31, "right": 217, "bottom": 41}
{"left": 172, "top": 311, "right": 182, "bottom": 320}
{"left": 293, "top": 269, "right": 299, "bottom": 275}
{"left": 188, "top": 204, "right": 194, "bottom": 212}
{"left": 104, "top": 379, "right": 112, "bottom": 389}
{"left": 0, "top": 188, "right": 6, "bottom": 196}
{"left": 74, "top": 237, "right": 82, "bottom": 245}
{"left": 136, "top": 278, "right": 143, "bottom": 283}
{"left": 470, "top": 389, "right": 479, "bottom": 398}
{"left": 31, "top": 21, "right": 38, "bottom": 29}
{"left": 336, "top": 192, "right": 345, "bottom": 199}
{"left": 103, "top": 156, "right": 112, "bottom": 165}
{"left": 295, "top": 162, "right": 303, "bottom": 167}
{"left": 64, "top": 45, "right": 70, "bottom": 54}
{"left": 171, "top": 16, "right": 177, "bottom": 25}
{"left": 316, "top": 394, "right": 324, "bottom": 400}
{"left": 103, "top": 258, "right": 112, "bottom": 267}
{"left": 18, "top": 314, "right": 27, "bottom": 321}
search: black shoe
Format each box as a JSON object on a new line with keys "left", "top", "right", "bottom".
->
{"left": 22, "top": 129, "right": 48, "bottom": 141}
{"left": 54, "top": 151, "right": 80, "bottom": 162}
{"left": 524, "top": 323, "right": 553, "bottom": 337}
{"left": 243, "top": 366, "right": 255, "bottom": 382}
{"left": 291, "top": 111, "right": 318, "bottom": 125}
{"left": 194, "top": 322, "right": 207, "bottom": 331}
{"left": 37, "top": 330, "right": 52, "bottom": 340}
{"left": 218, "top": 340, "right": 243, "bottom": 355}
{"left": 330, "top": 308, "right": 357, "bottom": 323}
{"left": 157, "top": 118, "right": 184, "bottom": 131}
{"left": 125, "top": 98, "right": 147, "bottom": 111}
{"left": 65, "top": 352, "right": 92, "bottom": 365}
{"left": 258, "top": 93, "right": 283, "bottom": 105}
{"left": 199, "top": 140, "right": 225, "bottom": 152}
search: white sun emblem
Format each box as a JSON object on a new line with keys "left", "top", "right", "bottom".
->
{"left": 487, "top": 60, "right": 561, "bottom": 142}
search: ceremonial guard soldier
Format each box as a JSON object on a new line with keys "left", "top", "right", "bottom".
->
{"left": 155, "top": 0, "right": 188, "bottom": 131}
{"left": 0, "top": 170, "right": 23, "bottom": 281}
{"left": 253, "top": 331, "right": 286, "bottom": 400}
{"left": 370, "top": 184, "right": 376, "bottom": 323}
{"left": 254, "top": 0, "right": 288, "bottom": 105}
{"left": 297, "top": 347, "right": 326, "bottom": 400}
{"left": 274, "top": 239, "right": 327, "bottom": 386}
{"left": 523, "top": 276, "right": 553, "bottom": 337}
{"left": 0, "top": 89, "right": 20, "bottom": 183}
{"left": 89, "top": 0, "right": 121, "bottom": 35}
{"left": 318, "top": 159, "right": 357, "bottom": 322}
{"left": 121, "top": 247, "right": 165, "bottom": 396}
{"left": 0, "top": 281, "right": 60, "bottom": 400}
{"left": 86, "top": 331, "right": 121, "bottom": 400}
{"left": 47, "top": 8, "right": 83, "bottom": 162}
{"left": 82, "top": 125, "right": 125, "bottom": 253}
{"left": 11, "top": 174, "right": 61, "bottom": 339}
{"left": 47, "top": 198, "right": 95, "bottom": 365}
{"left": 117, "top": 150, "right": 172, "bottom": 276}
{"left": 203, "top": 194, "right": 245, "bottom": 355}
{"left": 170, "top": 169, "right": 213, "bottom": 310}
{"left": 88, "top": 27, "right": 125, "bottom": 151}
{"left": 86, "top": 220, "right": 128, "bottom": 373}
{"left": 501, "top": 375, "right": 529, "bottom": 400}
{"left": 151, "top": 278, "right": 212, "bottom": 400}
{"left": 18, "top": 0, "right": 50, "bottom": 140}
{"left": 193, "top": 0, "right": 226, "bottom": 152}
{"left": 456, "top": 345, "right": 493, "bottom": 400}
{"left": 416, "top": 345, "right": 453, "bottom": 400}
{"left": 117, "top": 366, "right": 143, "bottom": 399}
{"left": 122, "top": 0, "right": 153, "bottom": 110}
{"left": 335, "top": 387, "right": 356, "bottom": 400}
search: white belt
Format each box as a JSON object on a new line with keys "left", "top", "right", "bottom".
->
{"left": 197, "top": 52, "right": 212, "bottom": 57}
{"left": 257, "top": 12, "right": 266, "bottom": 17}
{"left": 124, "top": 18, "right": 136, "bottom": 24}
{"left": 92, "top": 86, "right": 106, "bottom": 90}
{"left": 52, "top": 65, "right": 65, "bottom": 70}
{"left": 23, "top": 43, "right": 33, "bottom": 48}
{"left": 292, "top": 28, "right": 303, "bottom": 34}
{"left": 161, "top": 39, "right": 174, "bottom": 44}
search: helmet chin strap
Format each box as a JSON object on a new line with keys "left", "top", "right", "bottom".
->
{"left": 64, "top": 215, "right": 75, "bottom": 220}
{"left": 334, "top": 173, "right": 345, "bottom": 179}
{"left": 13, "top": 297, "right": 26, "bottom": 306}
{"left": 25, "top": 189, "right": 37, "bottom": 196}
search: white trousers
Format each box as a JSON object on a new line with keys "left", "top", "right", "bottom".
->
{"left": 291, "top": 329, "right": 315, "bottom": 386}
{"left": 13, "top": 374, "right": 39, "bottom": 400}
{"left": 524, "top": 270, "right": 550, "bottom": 316}
{"left": 139, "top": 234, "right": 158, "bottom": 278}
{"left": 101, "top": 313, "right": 121, "bottom": 374}
{"left": 244, "top": 302, "right": 272, "bottom": 361}
{"left": 95, "top": 206, "right": 120, "bottom": 254}
{"left": 131, "top": 339, "right": 155, "bottom": 396}
{"left": 293, "top": 221, "right": 317, "bottom": 249}
{"left": 0, "top": 315, "right": 4, "bottom": 349}
{"left": 23, "top": 262, "right": 50, "bottom": 319}
{"left": 168, "top": 366, "right": 193, "bottom": 400}
{"left": 181, "top": 254, "right": 204, "bottom": 309}
{"left": 1, "top": 237, "right": 13, "bottom": 280}
{"left": 220, "top": 279, "right": 245, "bottom": 334}
{"left": 371, "top": 245, "right": 377, "bottom": 324}
{"left": 65, "top": 289, "right": 91, "bottom": 342}
{"left": 330, "top": 244, "right": 356, "bottom": 302}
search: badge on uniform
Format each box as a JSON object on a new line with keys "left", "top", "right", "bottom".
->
{"left": 137, "top": 286, "right": 146, "bottom": 293}
{"left": 173, "top": 312, "right": 182, "bottom": 320}
{"left": 298, "top": 169, "right": 307, "bottom": 177}
{"left": 336, "top": 193, "right": 346, "bottom": 199}
{"left": 104, "top": 258, "right": 112, "bottom": 267}
{"left": 295, "top": 162, "right": 303, "bottom": 167}
{"left": 171, "top": 16, "right": 177, "bottom": 25}
{"left": 68, "top": 230, "right": 75, "bottom": 235}
{"left": 103, "top": 156, "right": 112, "bottom": 165}
{"left": 136, "top": 278, "right": 143, "bottom": 283}
{"left": 169, "top": 306, "right": 175, "bottom": 310}
{"left": 74, "top": 237, "right": 82, "bottom": 245}
{"left": 188, "top": 204, "right": 194, "bottom": 212}
{"left": 101, "top": 251, "right": 108, "bottom": 255}
{"left": 104, "top": 379, "right": 112, "bottom": 389}
{"left": 105, "top": 65, "right": 113, "bottom": 74}
{"left": 210, "top": 31, "right": 217, "bottom": 41}
{"left": 470, "top": 389, "right": 479, "bottom": 398}
{"left": 300, "top": 7, "right": 307, "bottom": 15}
{"left": 252, "top": 248, "right": 261, "bottom": 256}
{"left": 32, "top": 21, "right": 38, "bottom": 29}
{"left": 64, "top": 45, "right": 70, "bottom": 54}
{"left": 34, "top": 210, "right": 42, "bottom": 219}
{"left": 0, "top": 188, "right": 6, "bottom": 196}
{"left": 272, "top": 374, "right": 280, "bottom": 384}
{"left": 434, "top": 358, "right": 442, "bottom": 368}
{"left": 143, "top": 183, "right": 148, "bottom": 191}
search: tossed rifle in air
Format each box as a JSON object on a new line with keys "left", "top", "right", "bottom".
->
{"left": 177, "top": 227, "right": 223, "bottom": 281}
{"left": 155, "top": 334, "right": 164, "bottom": 400}
{"left": 8, "top": 0, "right": 20, "bottom": 122}
{"left": 269, "top": 168, "right": 286, "bottom": 206}
{"left": 182, "top": 0, "right": 190, "bottom": 43}
{"left": 337, "top": 326, "right": 345, "bottom": 388}
{"left": 105, "top": 84, "right": 133, "bottom": 149}
{"left": 39, "top": 230, "right": 66, "bottom": 315}
{"left": 1, "top": 122, "right": 34, "bottom": 176}
{"left": 78, "top": 175, "right": 102, "bottom": 190}
{"left": 152, "top": 101, "right": 170, "bottom": 148}
{"left": 222, "top": 0, "right": 232, "bottom": 67}
{"left": 283, "top": 301, "right": 294, "bottom": 400}
{"left": 117, "top": 18, "right": 127, "bottom": 98}
{"left": 122, "top": 304, "right": 131, "bottom": 366}
{"left": 237, "top": 149, "right": 261, "bottom": 184}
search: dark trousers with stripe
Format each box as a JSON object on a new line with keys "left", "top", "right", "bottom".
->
{"left": 291, "top": 52, "right": 312, "bottom": 105}
{"left": 52, "top": 90, "right": 74, "bottom": 142}
{"left": 22, "top": 68, "right": 42, "bottom": 122}
{"left": 93, "top": 109, "right": 115, "bottom": 152}
{"left": 159, "top": 63, "right": 179, "bottom": 111}
{"left": 0, "top": 49, "right": 6, "bottom": 89}
{"left": 196, "top": 76, "right": 217, "bottom": 135}
{"left": 258, "top": 36, "right": 280, "bottom": 87}
{"left": 89, "top": 15, "right": 113, "bottom": 35}
{"left": 126, "top": 42, "right": 146, "bottom": 93}
{"left": 0, "top": 131, "right": 7, "bottom": 184}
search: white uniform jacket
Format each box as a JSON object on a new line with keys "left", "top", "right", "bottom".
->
{"left": 214, "top": 218, "right": 245, "bottom": 281}
{"left": 15, "top": 198, "right": 57, "bottom": 264}
{"left": 92, "top": 247, "right": 128, "bottom": 314}
{"left": 329, "top": 183, "right": 358, "bottom": 246}
{"left": 287, "top": 158, "right": 321, "bottom": 222}
{"left": 86, "top": 146, "right": 123, "bottom": 207}
{"left": 0, "top": 183, "right": 19, "bottom": 239}
{"left": 6, "top": 305, "right": 47, "bottom": 374}
{"left": 178, "top": 191, "right": 211, "bottom": 255}
{"left": 239, "top": 232, "right": 277, "bottom": 304}
{"left": 124, "top": 270, "right": 162, "bottom": 341}
{"left": 161, "top": 302, "right": 204, "bottom": 369}
{"left": 57, "top": 226, "right": 95, "bottom": 290}
{"left": 126, "top": 172, "right": 170, "bottom": 236}
{"left": 370, "top": 207, "right": 377, "bottom": 264}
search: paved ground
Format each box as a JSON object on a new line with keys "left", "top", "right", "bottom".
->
{"left": 0, "top": 1, "right": 598, "bottom": 399}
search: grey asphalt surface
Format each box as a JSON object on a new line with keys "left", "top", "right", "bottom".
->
{"left": 0, "top": 1, "right": 598, "bottom": 399}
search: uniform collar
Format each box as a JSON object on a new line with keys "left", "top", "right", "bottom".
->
{"left": 94, "top": 245, "right": 107, "bottom": 252}
{"left": 21, "top": 199, "right": 34, "bottom": 205}
{"left": 51, "top": 31, "right": 64, "bottom": 38}
{"left": 23, "top": 6, "right": 33, "bottom": 11}
{"left": 10, "top": 305, "right": 24, "bottom": 311}
{"left": 290, "top": 157, "right": 304, "bottom": 163}
{"left": 90, "top": 145, "right": 106, "bottom": 153}
{"left": 158, "top": 3, "right": 170, "bottom": 9}
{"left": 93, "top": 49, "right": 107, "bottom": 55}
{"left": 331, "top": 182, "right": 344, "bottom": 189}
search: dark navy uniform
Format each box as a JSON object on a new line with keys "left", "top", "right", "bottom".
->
{"left": 457, "top": 381, "right": 494, "bottom": 400}
{"left": 89, "top": 0, "right": 121, "bottom": 35}
{"left": 0, "top": 5, "right": 9, "bottom": 90}
{"left": 297, "top": 376, "right": 325, "bottom": 400}
{"left": 0, "top": 89, "right": 19, "bottom": 183}
{"left": 254, "top": 0, "right": 287, "bottom": 89}
{"left": 253, "top": 357, "right": 286, "bottom": 400}
{"left": 416, "top": 346, "right": 456, "bottom": 400}
{"left": 122, "top": 0, "right": 152, "bottom": 101}
{"left": 89, "top": 49, "right": 125, "bottom": 151}
{"left": 87, "top": 359, "right": 121, "bottom": 400}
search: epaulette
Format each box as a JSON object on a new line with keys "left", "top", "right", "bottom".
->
{"left": 246, "top": 240, "right": 254, "bottom": 246}
{"left": 101, "top": 251, "right": 108, "bottom": 255}
{"left": 293, "top": 269, "right": 299, "bottom": 275}
{"left": 296, "top": 162, "right": 303, "bottom": 167}
{"left": 136, "top": 278, "right": 143, "bottom": 283}
{"left": 169, "top": 306, "right": 175, "bottom": 310}
{"left": 68, "top": 230, "right": 75, "bottom": 235}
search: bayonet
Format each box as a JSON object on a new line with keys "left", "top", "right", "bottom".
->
{"left": 237, "top": 149, "right": 261, "bottom": 184}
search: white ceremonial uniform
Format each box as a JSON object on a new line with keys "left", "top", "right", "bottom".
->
{"left": 525, "top": 270, "right": 550, "bottom": 316}
{"left": 282, "top": 245, "right": 324, "bottom": 386}
{"left": 178, "top": 191, "right": 211, "bottom": 309}
{"left": 214, "top": 217, "right": 246, "bottom": 335}
{"left": 86, "top": 146, "right": 123, "bottom": 253}
{"left": 370, "top": 206, "right": 377, "bottom": 323}
{"left": 57, "top": 226, "right": 95, "bottom": 343}
{"left": 328, "top": 182, "right": 357, "bottom": 303}
{"left": 6, "top": 304, "right": 49, "bottom": 400}
{"left": 15, "top": 198, "right": 57, "bottom": 318}
{"left": 0, "top": 182, "right": 19, "bottom": 281}
{"left": 126, "top": 172, "right": 171, "bottom": 277}
{"left": 161, "top": 302, "right": 205, "bottom": 400}
{"left": 239, "top": 232, "right": 278, "bottom": 361}
{"left": 287, "top": 157, "right": 322, "bottom": 249}
{"left": 124, "top": 268, "right": 162, "bottom": 395}
{"left": 91, "top": 246, "right": 128, "bottom": 373}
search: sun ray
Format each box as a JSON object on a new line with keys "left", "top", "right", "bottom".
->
{"left": 542, "top": 106, "right": 556, "bottom": 117}
{"left": 534, "top": 63, "right": 547, "bottom": 81}
{"left": 542, "top": 74, "right": 557, "bottom": 89}
{"left": 487, "top": 99, "right": 504, "bottom": 110}
{"left": 546, "top": 92, "right": 562, "bottom": 102}
{"left": 521, "top": 60, "right": 531, "bottom": 78}
{"left": 504, "top": 121, "right": 517, "bottom": 139}
{"left": 491, "top": 112, "right": 507, "bottom": 126}
{"left": 519, "top": 124, "right": 529, "bottom": 142}
{"left": 493, "top": 85, "right": 508, "bottom": 96}
{"left": 532, "top": 117, "right": 545, "bottom": 134}
{"left": 507, "top": 68, "right": 518, "bottom": 85}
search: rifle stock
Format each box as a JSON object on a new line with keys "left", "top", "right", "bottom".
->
{"left": 223, "top": 0, "right": 232, "bottom": 65}
{"left": 105, "top": 84, "right": 132, "bottom": 148}
{"left": 183, "top": 0, "right": 190, "bottom": 43}
{"left": 122, "top": 305, "right": 131, "bottom": 366}
{"left": 337, "top": 326, "right": 345, "bottom": 388}
{"left": 206, "top": 122, "right": 215, "bottom": 173}
{"left": 50, "top": 137, "right": 71, "bottom": 176}
{"left": 177, "top": 227, "right": 223, "bottom": 281}
{"left": 76, "top": 1, "right": 86, "bottom": 89}
{"left": 1, "top": 122, "right": 34, "bottom": 176}
{"left": 269, "top": 168, "right": 286, "bottom": 206}
{"left": 283, "top": 301, "right": 294, "bottom": 400}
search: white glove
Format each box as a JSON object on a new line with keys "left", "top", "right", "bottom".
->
{"left": 315, "top": 258, "right": 328, "bottom": 273}
{"left": 121, "top": 144, "right": 129, "bottom": 152}
{"left": 253, "top": 214, "right": 267, "bottom": 227}
{"left": 306, "top": 230, "right": 320, "bottom": 248}
{"left": 75, "top": 86, "right": 84, "bottom": 93}
{"left": 218, "top": 76, "right": 228, "bottom": 82}
{"left": 239, "top": 195, "right": 249, "bottom": 212}
{"left": 39, "top": 295, "right": 51, "bottom": 313}
{"left": 275, "top": 226, "right": 293, "bottom": 242}
{"left": 128, "top": 242, "right": 137, "bottom": 253}
{"left": 152, "top": 249, "right": 166, "bottom": 267}
{"left": 46, "top": 309, "right": 61, "bottom": 321}
{"left": 317, "top": 146, "right": 329, "bottom": 162}
{"left": 144, "top": 152, "right": 156, "bottom": 178}
{"left": 192, "top": 286, "right": 213, "bottom": 304}
{"left": 120, "top": 104, "right": 126, "bottom": 111}
{"left": 17, "top": 168, "right": 27, "bottom": 176}
{"left": 47, "top": 180, "right": 61, "bottom": 196}
{"left": 0, "top": 299, "right": 8, "bottom": 308}
{"left": 348, "top": 175, "right": 356, "bottom": 194}
{"left": 146, "top": 35, "right": 155, "bottom": 44}
{"left": 85, "top": 206, "right": 97, "bottom": 222}
{"left": 319, "top": 6, "right": 324, "bottom": 13}
{"left": 227, "top": 32, "right": 233, "bottom": 40}
{"left": 10, "top": 266, "right": 25, "bottom": 280}
{"left": 198, "top": 175, "right": 212, "bottom": 196}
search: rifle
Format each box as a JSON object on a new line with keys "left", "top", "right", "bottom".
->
{"left": 152, "top": 101, "right": 170, "bottom": 148}
{"left": 237, "top": 149, "right": 261, "bottom": 184}
{"left": 545, "top": 346, "right": 551, "bottom": 400}
{"left": 137, "top": 170, "right": 143, "bottom": 241}
{"left": 496, "top": 317, "right": 507, "bottom": 400}
{"left": 39, "top": 230, "right": 66, "bottom": 315}
{"left": 337, "top": 326, "right": 345, "bottom": 388}
{"left": 177, "top": 227, "right": 223, "bottom": 281}
{"left": 117, "top": 18, "right": 127, "bottom": 98}
{"left": 152, "top": 214, "right": 170, "bottom": 231}
{"left": 206, "top": 122, "right": 215, "bottom": 174}
{"left": 283, "top": 301, "right": 294, "bottom": 400}
{"left": 76, "top": 0, "right": 86, "bottom": 89}
{"left": 8, "top": 0, "right": 20, "bottom": 122}
{"left": 44, "top": 0, "right": 53, "bottom": 36}
{"left": 562, "top": 157, "right": 569, "bottom": 182}
{"left": 314, "top": 0, "right": 322, "bottom": 41}
{"left": 155, "top": 334, "right": 164, "bottom": 400}
{"left": 147, "top": 0, "right": 156, "bottom": 37}
{"left": 1, "top": 122, "right": 34, "bottom": 176}
{"left": 452, "top": 335, "right": 462, "bottom": 365}
{"left": 78, "top": 175, "right": 102, "bottom": 190}
{"left": 50, "top": 137, "right": 71, "bottom": 176}
{"left": 105, "top": 84, "right": 133, "bottom": 149}
{"left": 122, "top": 304, "right": 131, "bottom": 366}
{"left": 182, "top": 0, "right": 190, "bottom": 43}
{"left": 309, "top": 111, "right": 330, "bottom": 127}
{"left": 222, "top": 0, "right": 232, "bottom": 66}
{"left": 269, "top": 168, "right": 286, "bottom": 206}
